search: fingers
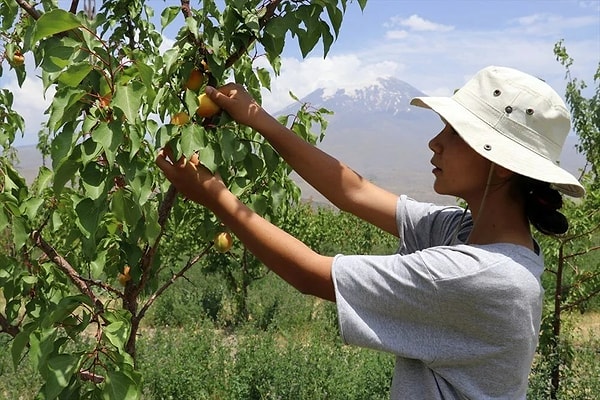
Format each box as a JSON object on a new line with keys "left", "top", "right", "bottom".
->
{"left": 155, "top": 147, "right": 173, "bottom": 171}
{"left": 205, "top": 83, "right": 237, "bottom": 107}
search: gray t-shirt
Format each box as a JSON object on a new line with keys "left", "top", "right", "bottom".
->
{"left": 331, "top": 195, "right": 544, "bottom": 399}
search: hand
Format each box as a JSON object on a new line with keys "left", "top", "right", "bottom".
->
{"left": 155, "top": 147, "right": 227, "bottom": 206}
{"left": 205, "top": 83, "right": 268, "bottom": 129}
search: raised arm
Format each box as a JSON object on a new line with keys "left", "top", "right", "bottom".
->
{"left": 206, "top": 84, "right": 400, "bottom": 236}
{"left": 155, "top": 148, "right": 335, "bottom": 301}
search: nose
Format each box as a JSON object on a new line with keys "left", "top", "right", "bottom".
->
{"left": 429, "top": 130, "right": 443, "bottom": 154}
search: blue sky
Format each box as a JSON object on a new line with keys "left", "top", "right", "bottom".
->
{"left": 2, "top": 0, "right": 599, "bottom": 146}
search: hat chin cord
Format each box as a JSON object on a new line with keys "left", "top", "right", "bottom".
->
{"left": 450, "top": 162, "right": 496, "bottom": 245}
{"left": 466, "top": 162, "right": 496, "bottom": 245}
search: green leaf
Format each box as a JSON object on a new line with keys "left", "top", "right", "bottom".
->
{"left": 298, "top": 28, "right": 321, "bottom": 58}
{"left": 58, "top": 63, "right": 93, "bottom": 87}
{"left": 0, "top": 209, "right": 8, "bottom": 232}
{"left": 326, "top": 4, "right": 344, "bottom": 38}
{"left": 102, "top": 370, "right": 141, "bottom": 400}
{"left": 74, "top": 198, "right": 101, "bottom": 238}
{"left": 160, "top": 6, "right": 180, "bottom": 31}
{"left": 29, "top": 327, "right": 58, "bottom": 371}
{"left": 11, "top": 329, "right": 31, "bottom": 369}
{"left": 47, "top": 88, "right": 86, "bottom": 132}
{"left": 320, "top": 21, "right": 335, "bottom": 57}
{"left": 51, "top": 127, "right": 76, "bottom": 170}
{"left": 44, "top": 353, "right": 79, "bottom": 400}
{"left": 81, "top": 162, "right": 107, "bottom": 201}
{"left": 112, "top": 81, "right": 146, "bottom": 122}
{"left": 130, "top": 172, "right": 153, "bottom": 206}
{"left": 53, "top": 159, "right": 79, "bottom": 193}
{"left": 103, "top": 320, "right": 130, "bottom": 350}
{"left": 93, "top": 122, "right": 124, "bottom": 166}
{"left": 21, "top": 197, "right": 44, "bottom": 221}
{"left": 79, "top": 137, "right": 102, "bottom": 165}
{"left": 90, "top": 250, "right": 107, "bottom": 279}
{"left": 180, "top": 124, "right": 205, "bottom": 158}
{"left": 111, "top": 189, "right": 142, "bottom": 227}
{"left": 32, "top": 167, "right": 53, "bottom": 195}
{"left": 33, "top": 9, "right": 81, "bottom": 43}
{"left": 143, "top": 204, "right": 161, "bottom": 244}
{"left": 11, "top": 216, "right": 28, "bottom": 249}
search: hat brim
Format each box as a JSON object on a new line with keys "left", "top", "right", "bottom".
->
{"left": 410, "top": 96, "right": 585, "bottom": 198}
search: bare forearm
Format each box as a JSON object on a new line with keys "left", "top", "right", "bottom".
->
{"left": 207, "top": 187, "right": 335, "bottom": 301}
{"left": 252, "top": 110, "right": 368, "bottom": 210}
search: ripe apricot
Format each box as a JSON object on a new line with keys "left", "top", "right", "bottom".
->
{"left": 118, "top": 265, "right": 131, "bottom": 286}
{"left": 196, "top": 93, "right": 220, "bottom": 118}
{"left": 12, "top": 52, "right": 24, "bottom": 67}
{"left": 214, "top": 232, "right": 233, "bottom": 253}
{"left": 185, "top": 69, "right": 204, "bottom": 91}
{"left": 171, "top": 111, "right": 190, "bottom": 126}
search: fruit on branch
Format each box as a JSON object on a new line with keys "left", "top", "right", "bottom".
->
{"left": 12, "top": 51, "right": 24, "bottom": 67}
{"left": 98, "top": 93, "right": 112, "bottom": 108}
{"left": 196, "top": 93, "right": 220, "bottom": 118}
{"left": 171, "top": 111, "right": 190, "bottom": 126}
{"left": 118, "top": 265, "right": 131, "bottom": 286}
{"left": 214, "top": 231, "right": 233, "bottom": 253}
{"left": 185, "top": 69, "right": 204, "bottom": 91}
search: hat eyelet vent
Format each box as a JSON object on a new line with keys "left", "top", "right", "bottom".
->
{"left": 483, "top": 144, "right": 492, "bottom": 151}
{"left": 505, "top": 105, "right": 513, "bottom": 114}
{"left": 493, "top": 89, "right": 501, "bottom": 96}
{"left": 526, "top": 108, "right": 534, "bottom": 115}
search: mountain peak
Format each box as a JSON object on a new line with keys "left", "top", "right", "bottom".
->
{"left": 276, "top": 76, "right": 429, "bottom": 119}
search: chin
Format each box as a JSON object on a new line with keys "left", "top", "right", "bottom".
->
{"left": 433, "top": 184, "right": 458, "bottom": 198}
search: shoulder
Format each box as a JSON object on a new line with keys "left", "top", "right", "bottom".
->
{"left": 414, "top": 244, "right": 544, "bottom": 307}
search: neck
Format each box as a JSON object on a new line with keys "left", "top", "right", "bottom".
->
{"left": 466, "top": 191, "right": 534, "bottom": 250}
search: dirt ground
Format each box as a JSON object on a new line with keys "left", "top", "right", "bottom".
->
{"left": 573, "top": 311, "right": 600, "bottom": 342}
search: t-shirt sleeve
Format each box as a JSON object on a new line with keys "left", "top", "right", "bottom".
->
{"left": 397, "top": 195, "right": 471, "bottom": 252}
{"left": 332, "top": 251, "right": 444, "bottom": 362}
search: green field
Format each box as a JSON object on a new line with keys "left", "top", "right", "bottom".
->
{"left": 1, "top": 205, "right": 599, "bottom": 399}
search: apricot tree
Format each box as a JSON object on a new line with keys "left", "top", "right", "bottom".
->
{"left": 0, "top": 0, "right": 366, "bottom": 398}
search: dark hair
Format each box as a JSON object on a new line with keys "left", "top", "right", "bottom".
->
{"left": 517, "top": 176, "right": 569, "bottom": 235}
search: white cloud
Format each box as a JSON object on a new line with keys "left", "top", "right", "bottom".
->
{"left": 385, "top": 30, "right": 409, "bottom": 40}
{"left": 509, "top": 13, "right": 600, "bottom": 36}
{"left": 386, "top": 14, "right": 454, "bottom": 32}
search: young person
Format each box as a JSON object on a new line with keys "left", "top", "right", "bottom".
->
{"left": 156, "top": 66, "right": 585, "bottom": 399}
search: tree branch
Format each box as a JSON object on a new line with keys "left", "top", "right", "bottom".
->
{"left": 223, "top": 0, "right": 281, "bottom": 70}
{"left": 30, "top": 230, "right": 104, "bottom": 312}
{"left": 180, "top": 0, "right": 191, "bottom": 18}
{"left": 135, "top": 184, "right": 178, "bottom": 295}
{"left": 69, "top": 0, "right": 79, "bottom": 14}
{"left": 561, "top": 285, "right": 600, "bottom": 312}
{"left": 136, "top": 242, "right": 213, "bottom": 322}
{"left": 0, "top": 313, "right": 20, "bottom": 337}
{"left": 15, "top": 0, "right": 41, "bottom": 20}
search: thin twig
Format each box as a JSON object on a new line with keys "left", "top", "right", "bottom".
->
{"left": 136, "top": 242, "right": 214, "bottom": 321}
{"left": 30, "top": 230, "right": 104, "bottom": 312}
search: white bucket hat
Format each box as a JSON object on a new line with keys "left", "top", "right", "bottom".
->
{"left": 410, "top": 65, "right": 585, "bottom": 198}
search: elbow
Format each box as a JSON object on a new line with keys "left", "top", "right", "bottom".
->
{"left": 295, "top": 280, "right": 336, "bottom": 303}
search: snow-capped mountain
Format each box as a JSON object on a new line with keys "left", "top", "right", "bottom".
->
{"left": 277, "top": 76, "right": 433, "bottom": 120}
